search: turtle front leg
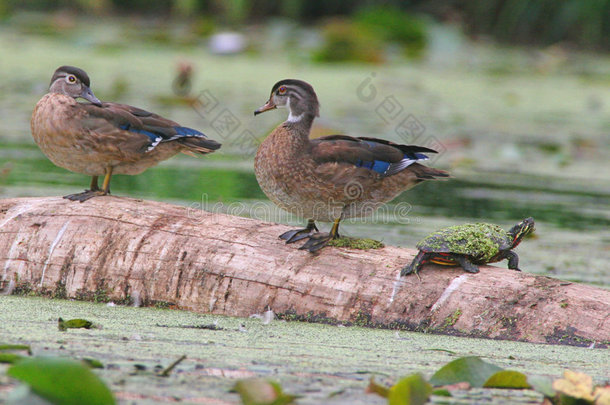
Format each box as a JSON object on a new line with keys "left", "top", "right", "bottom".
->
{"left": 300, "top": 217, "right": 341, "bottom": 253}
{"left": 64, "top": 168, "right": 113, "bottom": 202}
{"left": 401, "top": 251, "right": 429, "bottom": 277}
{"left": 505, "top": 251, "right": 521, "bottom": 271}
{"left": 455, "top": 255, "right": 480, "bottom": 273}
{"left": 280, "top": 219, "right": 319, "bottom": 244}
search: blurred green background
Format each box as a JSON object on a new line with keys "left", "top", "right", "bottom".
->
{"left": 0, "top": 0, "right": 608, "bottom": 287}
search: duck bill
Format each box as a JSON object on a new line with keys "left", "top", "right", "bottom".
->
{"left": 254, "top": 98, "right": 276, "bottom": 116}
{"left": 81, "top": 86, "right": 102, "bottom": 106}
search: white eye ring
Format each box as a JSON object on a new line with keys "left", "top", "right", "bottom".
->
{"left": 65, "top": 75, "right": 77, "bottom": 84}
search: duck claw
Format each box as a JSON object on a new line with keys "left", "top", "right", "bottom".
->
{"left": 63, "top": 189, "right": 109, "bottom": 203}
{"left": 299, "top": 232, "right": 333, "bottom": 252}
{"left": 280, "top": 228, "right": 315, "bottom": 244}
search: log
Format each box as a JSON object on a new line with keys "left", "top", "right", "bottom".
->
{"left": 0, "top": 196, "right": 608, "bottom": 347}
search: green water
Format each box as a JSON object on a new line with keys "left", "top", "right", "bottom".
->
{"left": 0, "top": 18, "right": 608, "bottom": 288}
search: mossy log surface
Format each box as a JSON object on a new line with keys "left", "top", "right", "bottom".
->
{"left": 0, "top": 196, "right": 608, "bottom": 347}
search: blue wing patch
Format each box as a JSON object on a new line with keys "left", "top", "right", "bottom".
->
{"left": 119, "top": 123, "right": 162, "bottom": 151}
{"left": 355, "top": 153, "right": 430, "bottom": 176}
{"left": 119, "top": 124, "right": 207, "bottom": 152}
{"left": 173, "top": 126, "right": 205, "bottom": 136}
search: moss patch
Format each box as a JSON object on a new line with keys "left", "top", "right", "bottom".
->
{"left": 443, "top": 309, "right": 462, "bottom": 328}
{"left": 418, "top": 223, "right": 508, "bottom": 262}
{"left": 328, "top": 237, "right": 384, "bottom": 250}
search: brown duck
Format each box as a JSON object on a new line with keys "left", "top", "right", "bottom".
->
{"left": 31, "top": 66, "right": 221, "bottom": 202}
{"left": 254, "top": 79, "right": 449, "bottom": 252}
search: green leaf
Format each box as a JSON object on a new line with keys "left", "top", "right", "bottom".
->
{"left": 0, "top": 344, "right": 32, "bottom": 354}
{"left": 58, "top": 318, "right": 93, "bottom": 331}
{"left": 483, "top": 370, "right": 530, "bottom": 389}
{"left": 431, "top": 388, "right": 451, "bottom": 397}
{"left": 7, "top": 357, "right": 115, "bottom": 405}
{"left": 0, "top": 353, "right": 24, "bottom": 363}
{"left": 528, "top": 375, "right": 555, "bottom": 398}
{"left": 82, "top": 358, "right": 104, "bottom": 369}
{"left": 388, "top": 374, "right": 432, "bottom": 405}
{"left": 233, "top": 378, "right": 297, "bottom": 405}
{"left": 429, "top": 356, "right": 503, "bottom": 388}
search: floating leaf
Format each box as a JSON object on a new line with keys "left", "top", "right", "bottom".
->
{"left": 58, "top": 318, "right": 93, "bottom": 331}
{"left": 431, "top": 388, "right": 452, "bottom": 397}
{"left": 233, "top": 378, "right": 298, "bottom": 405}
{"left": 484, "top": 370, "right": 530, "bottom": 389}
{"left": 7, "top": 357, "right": 115, "bottom": 405}
{"left": 429, "top": 356, "right": 503, "bottom": 387}
{"left": 0, "top": 353, "right": 24, "bottom": 363}
{"left": 528, "top": 375, "right": 555, "bottom": 398}
{"left": 0, "top": 344, "right": 32, "bottom": 354}
{"left": 388, "top": 374, "right": 432, "bottom": 405}
{"left": 82, "top": 358, "right": 104, "bottom": 369}
{"left": 366, "top": 377, "right": 390, "bottom": 398}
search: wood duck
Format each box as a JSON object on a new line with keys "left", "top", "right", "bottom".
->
{"left": 254, "top": 79, "right": 449, "bottom": 252}
{"left": 31, "top": 66, "right": 221, "bottom": 202}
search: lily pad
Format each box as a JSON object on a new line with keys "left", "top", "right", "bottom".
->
{"left": 7, "top": 357, "right": 115, "bottom": 405}
{"left": 527, "top": 375, "right": 555, "bottom": 398}
{"left": 232, "top": 378, "right": 298, "bottom": 405}
{"left": 58, "top": 318, "right": 93, "bottom": 331}
{"left": 0, "top": 353, "right": 24, "bottom": 363}
{"left": 429, "top": 356, "right": 503, "bottom": 388}
{"left": 388, "top": 374, "right": 432, "bottom": 405}
{"left": 0, "top": 344, "right": 32, "bottom": 354}
{"left": 483, "top": 370, "right": 530, "bottom": 389}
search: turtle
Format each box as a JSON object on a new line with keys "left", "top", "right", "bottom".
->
{"left": 401, "top": 217, "right": 535, "bottom": 276}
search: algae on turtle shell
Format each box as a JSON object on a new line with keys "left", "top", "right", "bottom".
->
{"left": 417, "top": 223, "right": 508, "bottom": 263}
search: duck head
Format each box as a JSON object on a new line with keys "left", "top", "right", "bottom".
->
{"left": 254, "top": 79, "right": 319, "bottom": 123}
{"left": 48, "top": 65, "right": 102, "bottom": 106}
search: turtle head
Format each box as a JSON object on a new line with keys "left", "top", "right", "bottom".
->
{"left": 508, "top": 217, "right": 535, "bottom": 247}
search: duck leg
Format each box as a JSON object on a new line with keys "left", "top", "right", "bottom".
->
{"left": 299, "top": 217, "right": 341, "bottom": 253}
{"left": 280, "top": 219, "right": 319, "bottom": 243}
{"left": 89, "top": 176, "right": 100, "bottom": 191}
{"left": 64, "top": 167, "right": 113, "bottom": 202}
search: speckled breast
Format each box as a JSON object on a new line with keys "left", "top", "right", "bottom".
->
{"left": 254, "top": 128, "right": 392, "bottom": 222}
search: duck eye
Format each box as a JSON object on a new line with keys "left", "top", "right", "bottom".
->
{"left": 66, "top": 75, "right": 77, "bottom": 84}
{"left": 278, "top": 86, "right": 287, "bottom": 95}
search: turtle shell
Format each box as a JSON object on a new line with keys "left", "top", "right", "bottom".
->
{"left": 416, "top": 223, "right": 512, "bottom": 263}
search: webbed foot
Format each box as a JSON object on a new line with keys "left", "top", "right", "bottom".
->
{"left": 280, "top": 220, "right": 319, "bottom": 244}
{"left": 63, "top": 189, "right": 110, "bottom": 203}
{"left": 64, "top": 170, "right": 113, "bottom": 203}
{"left": 299, "top": 232, "right": 336, "bottom": 252}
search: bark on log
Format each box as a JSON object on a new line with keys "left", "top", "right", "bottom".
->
{"left": 0, "top": 196, "right": 608, "bottom": 347}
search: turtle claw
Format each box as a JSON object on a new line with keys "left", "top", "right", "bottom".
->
{"left": 400, "top": 265, "right": 414, "bottom": 276}
{"left": 299, "top": 232, "right": 333, "bottom": 253}
{"left": 456, "top": 256, "right": 479, "bottom": 273}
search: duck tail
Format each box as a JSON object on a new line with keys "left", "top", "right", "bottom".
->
{"left": 410, "top": 163, "right": 450, "bottom": 181}
{"left": 178, "top": 137, "right": 222, "bottom": 155}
